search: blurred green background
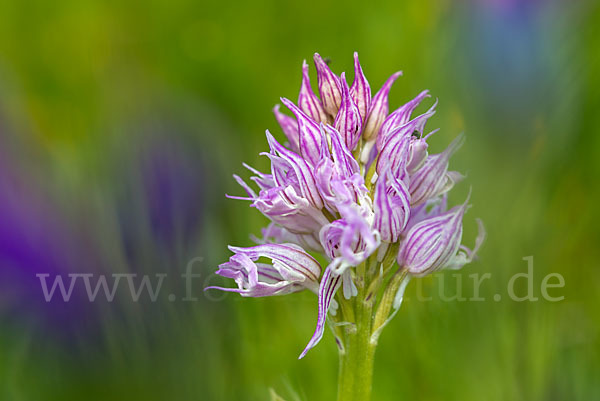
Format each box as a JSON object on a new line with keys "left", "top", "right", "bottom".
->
{"left": 1, "top": 0, "right": 599, "bottom": 400}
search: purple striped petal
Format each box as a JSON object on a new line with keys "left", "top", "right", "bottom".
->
{"left": 207, "top": 244, "right": 322, "bottom": 298}
{"left": 376, "top": 105, "right": 437, "bottom": 171}
{"left": 350, "top": 52, "right": 371, "bottom": 124}
{"left": 373, "top": 168, "right": 411, "bottom": 243}
{"left": 314, "top": 53, "right": 342, "bottom": 116}
{"left": 334, "top": 73, "right": 363, "bottom": 151}
{"left": 207, "top": 253, "right": 293, "bottom": 297}
{"left": 281, "top": 98, "right": 323, "bottom": 166}
{"left": 299, "top": 265, "right": 342, "bottom": 359}
{"left": 314, "top": 125, "right": 366, "bottom": 208}
{"left": 315, "top": 158, "right": 345, "bottom": 206}
{"left": 377, "top": 90, "right": 431, "bottom": 151}
{"left": 265, "top": 130, "right": 323, "bottom": 209}
{"left": 229, "top": 243, "right": 321, "bottom": 282}
{"left": 325, "top": 124, "right": 360, "bottom": 177}
{"left": 252, "top": 188, "right": 328, "bottom": 234}
{"left": 362, "top": 71, "right": 402, "bottom": 141}
{"left": 314, "top": 161, "right": 364, "bottom": 208}
{"left": 376, "top": 131, "right": 411, "bottom": 179}
{"left": 229, "top": 163, "right": 328, "bottom": 234}
{"left": 398, "top": 195, "right": 470, "bottom": 275}
{"left": 273, "top": 104, "right": 300, "bottom": 152}
{"left": 298, "top": 60, "right": 328, "bottom": 123}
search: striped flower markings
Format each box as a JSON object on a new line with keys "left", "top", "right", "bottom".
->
{"left": 207, "top": 53, "right": 485, "bottom": 395}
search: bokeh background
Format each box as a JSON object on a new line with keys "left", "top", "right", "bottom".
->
{"left": 1, "top": 0, "right": 599, "bottom": 400}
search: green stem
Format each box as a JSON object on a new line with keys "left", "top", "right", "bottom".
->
{"left": 336, "top": 263, "right": 377, "bottom": 401}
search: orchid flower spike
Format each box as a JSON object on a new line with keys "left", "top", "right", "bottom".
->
{"left": 207, "top": 53, "right": 485, "bottom": 360}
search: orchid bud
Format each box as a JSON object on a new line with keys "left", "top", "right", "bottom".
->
{"left": 350, "top": 52, "right": 371, "bottom": 124}
{"left": 334, "top": 73, "right": 363, "bottom": 151}
{"left": 362, "top": 71, "right": 402, "bottom": 142}
{"left": 314, "top": 53, "right": 342, "bottom": 116}
{"left": 298, "top": 60, "right": 328, "bottom": 123}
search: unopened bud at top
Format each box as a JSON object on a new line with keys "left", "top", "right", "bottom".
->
{"left": 314, "top": 53, "right": 342, "bottom": 117}
{"left": 362, "top": 71, "right": 402, "bottom": 142}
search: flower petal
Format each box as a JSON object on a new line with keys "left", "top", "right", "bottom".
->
{"left": 398, "top": 194, "right": 470, "bottom": 275}
{"left": 363, "top": 71, "right": 402, "bottom": 141}
{"left": 314, "top": 53, "right": 342, "bottom": 116}
{"left": 376, "top": 105, "right": 437, "bottom": 174}
{"left": 273, "top": 104, "right": 300, "bottom": 152}
{"left": 265, "top": 130, "right": 324, "bottom": 209}
{"left": 207, "top": 252, "right": 312, "bottom": 297}
{"left": 373, "top": 168, "right": 411, "bottom": 242}
{"left": 280, "top": 98, "right": 323, "bottom": 166}
{"left": 338, "top": 202, "right": 380, "bottom": 265}
{"left": 299, "top": 265, "right": 342, "bottom": 359}
{"left": 325, "top": 124, "right": 360, "bottom": 178}
{"left": 377, "top": 90, "right": 431, "bottom": 151}
{"left": 252, "top": 189, "right": 327, "bottom": 234}
{"left": 350, "top": 52, "right": 371, "bottom": 124}
{"left": 376, "top": 131, "right": 411, "bottom": 179}
{"left": 298, "top": 60, "right": 328, "bottom": 123}
{"left": 334, "top": 73, "right": 363, "bottom": 151}
{"left": 229, "top": 242, "right": 322, "bottom": 282}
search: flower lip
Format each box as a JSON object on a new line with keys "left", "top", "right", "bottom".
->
{"left": 206, "top": 243, "right": 322, "bottom": 298}
{"left": 228, "top": 243, "right": 322, "bottom": 282}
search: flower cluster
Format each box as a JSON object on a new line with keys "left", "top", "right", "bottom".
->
{"left": 208, "top": 53, "right": 485, "bottom": 358}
